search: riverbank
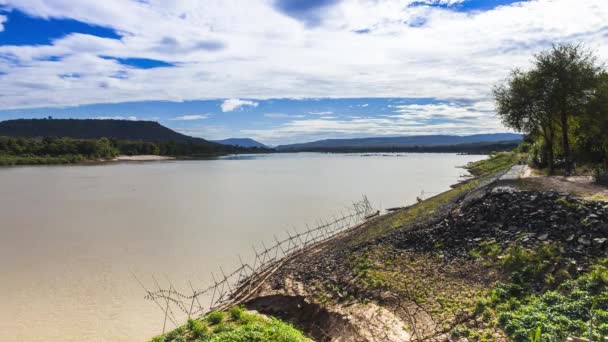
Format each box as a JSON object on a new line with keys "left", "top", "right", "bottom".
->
{"left": 112, "top": 155, "right": 176, "bottom": 162}
{"left": 157, "top": 152, "right": 608, "bottom": 341}
{"left": 0, "top": 153, "right": 225, "bottom": 166}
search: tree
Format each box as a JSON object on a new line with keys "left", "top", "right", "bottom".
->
{"left": 494, "top": 69, "right": 557, "bottom": 172}
{"left": 533, "top": 44, "right": 599, "bottom": 174}
{"left": 574, "top": 72, "right": 608, "bottom": 165}
{"left": 494, "top": 43, "right": 603, "bottom": 174}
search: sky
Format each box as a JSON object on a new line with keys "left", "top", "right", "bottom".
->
{"left": 0, "top": 0, "right": 607, "bottom": 145}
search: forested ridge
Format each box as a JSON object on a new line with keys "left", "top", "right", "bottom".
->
{"left": 0, "top": 118, "right": 205, "bottom": 142}
{"left": 0, "top": 119, "right": 268, "bottom": 165}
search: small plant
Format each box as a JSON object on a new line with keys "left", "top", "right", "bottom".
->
{"left": 229, "top": 305, "right": 245, "bottom": 321}
{"left": 206, "top": 311, "right": 225, "bottom": 325}
{"left": 188, "top": 318, "right": 209, "bottom": 339}
{"left": 212, "top": 322, "right": 234, "bottom": 334}
{"left": 164, "top": 326, "right": 185, "bottom": 341}
{"left": 529, "top": 325, "right": 542, "bottom": 342}
{"left": 149, "top": 336, "right": 165, "bottom": 342}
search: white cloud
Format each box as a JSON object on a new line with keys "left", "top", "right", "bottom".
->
{"left": 309, "top": 111, "right": 334, "bottom": 115}
{"left": 169, "top": 114, "right": 209, "bottom": 121}
{"left": 0, "top": 0, "right": 606, "bottom": 124}
{"left": 0, "top": 15, "right": 6, "bottom": 32}
{"left": 243, "top": 101, "right": 504, "bottom": 145}
{"left": 220, "top": 98, "right": 258, "bottom": 112}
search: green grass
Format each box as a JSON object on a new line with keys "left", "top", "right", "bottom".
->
{"left": 490, "top": 259, "right": 608, "bottom": 341}
{"left": 152, "top": 307, "right": 311, "bottom": 342}
{"left": 0, "top": 154, "right": 86, "bottom": 165}
{"left": 466, "top": 151, "right": 522, "bottom": 177}
{"left": 349, "top": 178, "right": 480, "bottom": 245}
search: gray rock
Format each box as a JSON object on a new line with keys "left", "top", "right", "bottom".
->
{"left": 593, "top": 238, "right": 607, "bottom": 247}
{"left": 578, "top": 237, "right": 592, "bottom": 246}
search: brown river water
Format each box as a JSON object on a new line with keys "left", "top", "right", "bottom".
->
{"left": 0, "top": 152, "right": 485, "bottom": 341}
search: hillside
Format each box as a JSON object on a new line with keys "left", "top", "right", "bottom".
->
{"left": 0, "top": 118, "right": 216, "bottom": 143}
{"left": 212, "top": 138, "right": 269, "bottom": 148}
{"left": 0, "top": 119, "right": 268, "bottom": 165}
{"left": 276, "top": 133, "right": 522, "bottom": 151}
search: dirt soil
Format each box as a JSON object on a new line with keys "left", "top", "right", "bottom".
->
{"left": 521, "top": 166, "right": 608, "bottom": 200}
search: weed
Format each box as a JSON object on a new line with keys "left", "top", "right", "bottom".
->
{"left": 206, "top": 311, "right": 225, "bottom": 325}
{"left": 188, "top": 319, "right": 209, "bottom": 339}
{"left": 228, "top": 306, "right": 244, "bottom": 321}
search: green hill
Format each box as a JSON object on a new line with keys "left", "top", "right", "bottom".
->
{"left": 0, "top": 118, "right": 267, "bottom": 165}
{"left": 0, "top": 118, "right": 210, "bottom": 143}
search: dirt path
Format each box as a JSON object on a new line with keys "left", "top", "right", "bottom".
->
{"left": 520, "top": 166, "right": 608, "bottom": 200}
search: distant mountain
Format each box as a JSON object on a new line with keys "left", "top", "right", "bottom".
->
{"left": 276, "top": 133, "right": 522, "bottom": 151}
{"left": 212, "top": 138, "right": 268, "bottom": 148}
{"left": 0, "top": 118, "right": 213, "bottom": 142}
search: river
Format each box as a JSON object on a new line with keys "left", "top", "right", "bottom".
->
{"left": 0, "top": 152, "right": 485, "bottom": 341}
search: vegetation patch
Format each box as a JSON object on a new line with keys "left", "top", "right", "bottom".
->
{"left": 151, "top": 307, "right": 311, "bottom": 342}
{"left": 349, "top": 244, "right": 498, "bottom": 339}
{"left": 480, "top": 256, "right": 608, "bottom": 341}
{"left": 466, "top": 151, "right": 522, "bottom": 177}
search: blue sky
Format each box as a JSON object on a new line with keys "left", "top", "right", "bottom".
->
{"left": 0, "top": 0, "right": 607, "bottom": 144}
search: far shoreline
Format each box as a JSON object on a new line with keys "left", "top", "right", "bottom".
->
{"left": 111, "top": 155, "right": 176, "bottom": 162}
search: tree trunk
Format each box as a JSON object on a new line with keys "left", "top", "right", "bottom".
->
{"left": 561, "top": 112, "right": 571, "bottom": 175}
{"left": 548, "top": 128, "right": 555, "bottom": 175}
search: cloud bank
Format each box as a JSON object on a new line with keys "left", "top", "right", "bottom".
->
{"left": 0, "top": 0, "right": 607, "bottom": 142}
{"left": 220, "top": 99, "right": 259, "bottom": 112}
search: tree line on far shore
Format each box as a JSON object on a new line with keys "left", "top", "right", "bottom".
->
{"left": 494, "top": 43, "right": 608, "bottom": 177}
{"left": 0, "top": 136, "right": 263, "bottom": 165}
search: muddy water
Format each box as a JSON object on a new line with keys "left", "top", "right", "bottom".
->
{"left": 0, "top": 152, "right": 485, "bottom": 341}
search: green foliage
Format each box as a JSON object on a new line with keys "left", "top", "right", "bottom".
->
{"left": 501, "top": 242, "right": 561, "bottom": 286}
{"left": 188, "top": 319, "right": 210, "bottom": 339}
{"left": 0, "top": 119, "right": 269, "bottom": 165}
{"left": 467, "top": 152, "right": 521, "bottom": 177}
{"left": 494, "top": 43, "right": 605, "bottom": 173}
{"left": 206, "top": 318, "right": 310, "bottom": 342}
{"left": 150, "top": 335, "right": 165, "bottom": 342}
{"left": 0, "top": 134, "right": 260, "bottom": 165}
{"left": 229, "top": 306, "right": 245, "bottom": 321}
{"left": 0, "top": 136, "right": 119, "bottom": 163}
{"left": 206, "top": 311, "right": 226, "bottom": 325}
{"left": 164, "top": 326, "right": 186, "bottom": 342}
{"left": 470, "top": 239, "right": 502, "bottom": 261}
{"left": 490, "top": 260, "right": 608, "bottom": 341}
{"left": 155, "top": 310, "right": 311, "bottom": 342}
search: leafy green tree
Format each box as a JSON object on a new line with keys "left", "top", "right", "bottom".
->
{"left": 533, "top": 44, "right": 600, "bottom": 174}
{"left": 494, "top": 43, "right": 603, "bottom": 174}
{"left": 494, "top": 69, "right": 557, "bottom": 172}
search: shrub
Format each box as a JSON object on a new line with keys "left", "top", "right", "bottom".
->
{"left": 206, "top": 311, "right": 226, "bottom": 325}
{"left": 188, "top": 319, "right": 209, "bottom": 339}
{"left": 207, "top": 318, "right": 310, "bottom": 342}
{"left": 229, "top": 306, "right": 245, "bottom": 321}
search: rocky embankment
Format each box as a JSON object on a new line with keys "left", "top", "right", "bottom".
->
{"left": 394, "top": 189, "right": 608, "bottom": 262}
